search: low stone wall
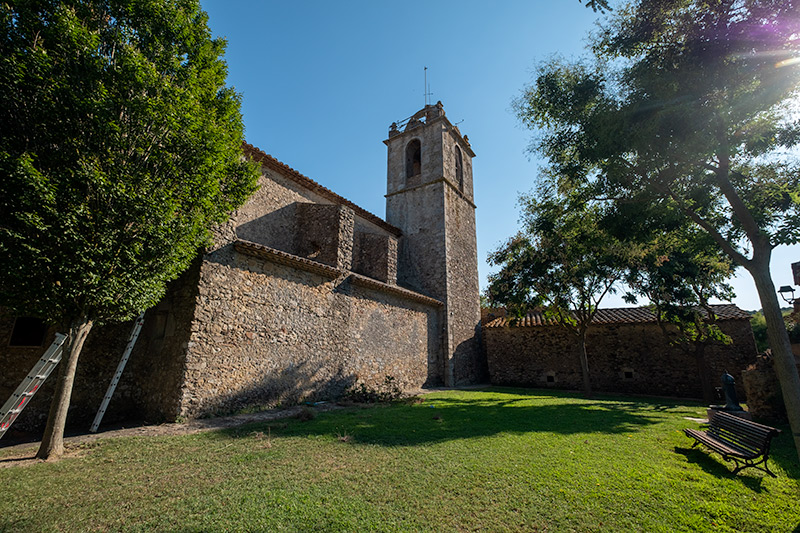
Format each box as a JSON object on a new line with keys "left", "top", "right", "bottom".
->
{"left": 742, "top": 351, "right": 800, "bottom": 421}
{"left": 484, "top": 320, "right": 757, "bottom": 399}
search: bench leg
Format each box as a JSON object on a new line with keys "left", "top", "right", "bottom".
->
{"left": 728, "top": 455, "right": 777, "bottom": 478}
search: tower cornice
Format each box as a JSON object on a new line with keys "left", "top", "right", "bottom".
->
{"left": 384, "top": 113, "right": 476, "bottom": 158}
{"left": 384, "top": 177, "right": 477, "bottom": 209}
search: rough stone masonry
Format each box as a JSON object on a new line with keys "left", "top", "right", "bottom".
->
{"left": 0, "top": 103, "right": 485, "bottom": 431}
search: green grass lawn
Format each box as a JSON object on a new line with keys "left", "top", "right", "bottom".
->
{"left": 1, "top": 388, "right": 798, "bottom": 532}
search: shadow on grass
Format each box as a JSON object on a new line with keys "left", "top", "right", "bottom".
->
{"left": 214, "top": 387, "right": 675, "bottom": 448}
{"left": 674, "top": 415, "right": 800, "bottom": 482}
{"left": 673, "top": 446, "right": 768, "bottom": 491}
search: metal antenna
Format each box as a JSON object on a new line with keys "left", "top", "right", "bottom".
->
{"left": 424, "top": 67, "right": 433, "bottom": 106}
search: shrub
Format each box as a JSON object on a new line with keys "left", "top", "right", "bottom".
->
{"left": 344, "top": 376, "right": 403, "bottom": 403}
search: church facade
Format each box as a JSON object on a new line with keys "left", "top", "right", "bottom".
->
{"left": 0, "top": 103, "right": 485, "bottom": 430}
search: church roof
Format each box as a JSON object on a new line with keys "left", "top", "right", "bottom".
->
{"left": 484, "top": 304, "right": 751, "bottom": 328}
{"left": 242, "top": 143, "right": 403, "bottom": 237}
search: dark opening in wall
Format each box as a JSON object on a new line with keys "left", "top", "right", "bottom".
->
{"left": 546, "top": 374, "right": 555, "bottom": 383}
{"left": 406, "top": 139, "right": 421, "bottom": 179}
{"left": 624, "top": 370, "right": 634, "bottom": 380}
{"left": 9, "top": 317, "right": 48, "bottom": 347}
{"left": 455, "top": 145, "right": 463, "bottom": 191}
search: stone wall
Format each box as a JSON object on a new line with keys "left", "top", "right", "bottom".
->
{"left": 295, "top": 203, "right": 354, "bottom": 269}
{"left": 1, "top": 138, "right": 465, "bottom": 433}
{"left": 176, "top": 244, "right": 442, "bottom": 418}
{"left": 742, "top": 350, "right": 800, "bottom": 421}
{"left": 484, "top": 319, "right": 757, "bottom": 399}
{"left": 444, "top": 183, "right": 484, "bottom": 385}
{"left": 0, "top": 259, "right": 202, "bottom": 434}
{"left": 353, "top": 232, "right": 398, "bottom": 284}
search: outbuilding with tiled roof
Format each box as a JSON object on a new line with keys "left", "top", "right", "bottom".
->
{"left": 482, "top": 304, "right": 758, "bottom": 400}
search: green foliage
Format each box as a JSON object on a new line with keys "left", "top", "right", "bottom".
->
{"left": 516, "top": 0, "right": 800, "bottom": 454}
{"left": 788, "top": 321, "right": 800, "bottom": 344}
{"left": 625, "top": 223, "right": 737, "bottom": 350}
{"left": 516, "top": 0, "right": 800, "bottom": 259}
{"left": 751, "top": 311, "right": 770, "bottom": 352}
{"left": 752, "top": 309, "right": 800, "bottom": 351}
{"left": 580, "top": 0, "right": 612, "bottom": 12}
{"left": 487, "top": 185, "right": 633, "bottom": 332}
{"left": 0, "top": 0, "right": 259, "bottom": 324}
{"left": 1, "top": 389, "right": 798, "bottom": 531}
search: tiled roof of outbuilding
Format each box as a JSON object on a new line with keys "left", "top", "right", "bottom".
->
{"left": 242, "top": 143, "right": 402, "bottom": 237}
{"left": 484, "top": 304, "right": 750, "bottom": 328}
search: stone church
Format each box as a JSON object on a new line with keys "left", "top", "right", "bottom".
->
{"left": 0, "top": 102, "right": 485, "bottom": 430}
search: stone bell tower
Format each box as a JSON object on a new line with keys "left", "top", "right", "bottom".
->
{"left": 384, "top": 101, "right": 483, "bottom": 386}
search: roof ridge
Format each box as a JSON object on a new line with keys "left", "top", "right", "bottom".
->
{"left": 484, "top": 304, "right": 749, "bottom": 328}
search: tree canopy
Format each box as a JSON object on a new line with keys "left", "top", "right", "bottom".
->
{"left": 487, "top": 186, "right": 633, "bottom": 396}
{"left": 0, "top": 0, "right": 259, "bottom": 458}
{"left": 517, "top": 0, "right": 800, "bottom": 457}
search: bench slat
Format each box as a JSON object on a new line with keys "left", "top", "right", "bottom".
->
{"left": 685, "top": 429, "right": 759, "bottom": 459}
{"left": 708, "top": 428, "right": 767, "bottom": 453}
{"left": 683, "top": 411, "right": 781, "bottom": 477}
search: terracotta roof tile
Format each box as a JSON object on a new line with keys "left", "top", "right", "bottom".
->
{"left": 484, "top": 304, "right": 750, "bottom": 328}
{"left": 242, "top": 143, "right": 402, "bottom": 237}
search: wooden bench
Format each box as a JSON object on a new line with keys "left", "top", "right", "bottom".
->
{"left": 684, "top": 410, "right": 781, "bottom": 477}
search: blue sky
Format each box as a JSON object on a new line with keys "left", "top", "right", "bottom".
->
{"left": 200, "top": 0, "right": 799, "bottom": 311}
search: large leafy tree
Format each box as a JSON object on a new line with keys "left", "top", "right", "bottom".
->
{"left": 624, "top": 225, "right": 737, "bottom": 402}
{"left": 518, "top": 0, "right": 800, "bottom": 457}
{"left": 487, "top": 188, "right": 632, "bottom": 397}
{"left": 0, "top": 0, "right": 258, "bottom": 459}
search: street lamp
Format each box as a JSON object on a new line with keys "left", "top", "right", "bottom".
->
{"left": 778, "top": 285, "right": 796, "bottom": 304}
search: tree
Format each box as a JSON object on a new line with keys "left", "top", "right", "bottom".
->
{"left": 0, "top": 0, "right": 259, "bottom": 459}
{"left": 487, "top": 188, "right": 632, "bottom": 397}
{"left": 517, "top": 0, "right": 800, "bottom": 458}
{"left": 624, "top": 226, "right": 737, "bottom": 403}
{"left": 579, "top": 0, "right": 613, "bottom": 12}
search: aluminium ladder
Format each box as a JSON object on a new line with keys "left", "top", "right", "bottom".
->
{"left": 89, "top": 312, "right": 145, "bottom": 433}
{"left": 0, "top": 333, "right": 67, "bottom": 440}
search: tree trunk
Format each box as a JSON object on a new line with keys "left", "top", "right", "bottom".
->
{"left": 749, "top": 265, "right": 800, "bottom": 462}
{"left": 578, "top": 333, "right": 593, "bottom": 398}
{"left": 694, "top": 343, "right": 715, "bottom": 404}
{"left": 36, "top": 315, "right": 93, "bottom": 460}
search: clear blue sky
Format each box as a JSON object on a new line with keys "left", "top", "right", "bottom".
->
{"left": 200, "top": 0, "right": 799, "bottom": 312}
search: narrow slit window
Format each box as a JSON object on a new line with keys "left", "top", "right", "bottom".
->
{"left": 406, "top": 139, "right": 421, "bottom": 179}
{"left": 455, "top": 145, "right": 463, "bottom": 190}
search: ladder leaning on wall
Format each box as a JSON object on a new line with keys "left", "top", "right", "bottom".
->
{"left": 0, "top": 333, "right": 67, "bottom": 440}
{"left": 90, "top": 311, "right": 146, "bottom": 433}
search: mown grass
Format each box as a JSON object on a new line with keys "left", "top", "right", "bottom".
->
{"left": 1, "top": 388, "right": 798, "bottom": 532}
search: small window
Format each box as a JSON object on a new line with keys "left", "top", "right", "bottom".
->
{"left": 455, "top": 145, "right": 463, "bottom": 190}
{"left": 546, "top": 375, "right": 555, "bottom": 383}
{"left": 406, "top": 139, "right": 421, "bottom": 179}
{"left": 9, "top": 317, "right": 48, "bottom": 347}
{"left": 623, "top": 369, "right": 634, "bottom": 380}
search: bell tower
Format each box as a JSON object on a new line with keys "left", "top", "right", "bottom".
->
{"left": 384, "top": 102, "right": 483, "bottom": 386}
